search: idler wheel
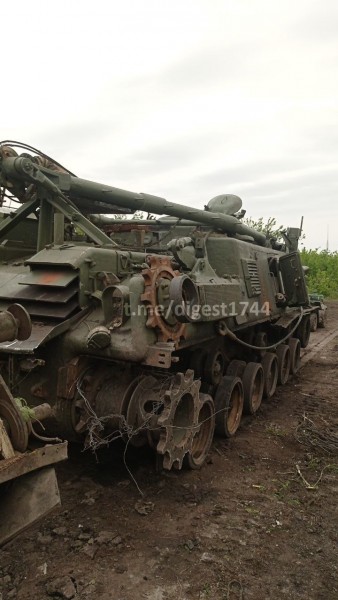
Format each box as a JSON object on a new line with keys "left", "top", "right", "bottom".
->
{"left": 214, "top": 375, "right": 244, "bottom": 437}
{"left": 310, "top": 313, "right": 318, "bottom": 332}
{"left": 261, "top": 352, "right": 278, "bottom": 399}
{"left": 276, "top": 344, "right": 291, "bottom": 384}
{"left": 295, "top": 315, "right": 311, "bottom": 348}
{"left": 288, "top": 337, "right": 301, "bottom": 374}
{"left": 242, "top": 362, "right": 264, "bottom": 415}
{"left": 184, "top": 393, "right": 215, "bottom": 469}
{"left": 225, "top": 359, "right": 246, "bottom": 379}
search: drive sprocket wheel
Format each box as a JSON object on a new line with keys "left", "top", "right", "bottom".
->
{"left": 156, "top": 370, "right": 204, "bottom": 470}
{"left": 141, "top": 256, "right": 186, "bottom": 343}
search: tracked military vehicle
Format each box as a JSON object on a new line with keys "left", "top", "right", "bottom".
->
{"left": 0, "top": 141, "right": 316, "bottom": 471}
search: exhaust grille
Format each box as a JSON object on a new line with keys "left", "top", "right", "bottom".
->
{"left": 242, "top": 259, "right": 261, "bottom": 297}
{"left": 0, "top": 268, "right": 80, "bottom": 320}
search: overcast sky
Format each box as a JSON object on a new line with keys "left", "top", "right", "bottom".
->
{"left": 1, "top": 0, "right": 338, "bottom": 249}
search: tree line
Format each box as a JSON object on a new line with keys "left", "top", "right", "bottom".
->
{"left": 301, "top": 249, "right": 338, "bottom": 298}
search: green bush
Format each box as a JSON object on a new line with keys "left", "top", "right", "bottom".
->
{"left": 301, "top": 249, "right": 338, "bottom": 298}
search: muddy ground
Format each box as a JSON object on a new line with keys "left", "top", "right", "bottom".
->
{"left": 1, "top": 305, "right": 338, "bottom": 600}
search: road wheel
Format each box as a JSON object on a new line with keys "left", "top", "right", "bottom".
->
{"left": 184, "top": 394, "right": 215, "bottom": 469}
{"left": 214, "top": 376, "right": 243, "bottom": 437}
{"left": 295, "top": 315, "right": 311, "bottom": 348}
{"left": 242, "top": 363, "right": 264, "bottom": 415}
{"left": 225, "top": 359, "right": 246, "bottom": 378}
{"left": 204, "top": 347, "right": 227, "bottom": 386}
{"left": 289, "top": 337, "right": 301, "bottom": 374}
{"left": 310, "top": 313, "right": 318, "bottom": 332}
{"left": 214, "top": 375, "right": 244, "bottom": 437}
{"left": 318, "top": 309, "right": 327, "bottom": 328}
{"left": 261, "top": 352, "right": 278, "bottom": 399}
{"left": 276, "top": 344, "right": 291, "bottom": 384}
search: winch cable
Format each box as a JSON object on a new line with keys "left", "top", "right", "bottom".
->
{"left": 224, "top": 307, "right": 304, "bottom": 351}
{"left": 0, "top": 140, "right": 76, "bottom": 176}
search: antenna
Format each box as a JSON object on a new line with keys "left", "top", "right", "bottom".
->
{"left": 326, "top": 225, "right": 329, "bottom": 252}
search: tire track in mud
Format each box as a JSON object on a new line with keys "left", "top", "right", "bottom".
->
{"left": 301, "top": 325, "right": 338, "bottom": 367}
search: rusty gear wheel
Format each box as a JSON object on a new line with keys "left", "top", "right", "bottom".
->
{"left": 156, "top": 370, "right": 205, "bottom": 470}
{"left": 141, "top": 256, "right": 186, "bottom": 343}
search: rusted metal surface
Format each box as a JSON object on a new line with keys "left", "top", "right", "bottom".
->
{"left": 142, "top": 342, "right": 176, "bottom": 368}
{"left": 141, "top": 255, "right": 186, "bottom": 344}
{"left": 156, "top": 371, "right": 208, "bottom": 470}
{"left": 0, "top": 441, "right": 67, "bottom": 485}
{"left": 0, "top": 466, "right": 62, "bottom": 546}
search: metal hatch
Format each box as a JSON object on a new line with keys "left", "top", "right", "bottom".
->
{"left": 279, "top": 252, "right": 309, "bottom": 306}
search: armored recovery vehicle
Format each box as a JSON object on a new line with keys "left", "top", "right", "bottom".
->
{"left": 0, "top": 141, "right": 317, "bottom": 472}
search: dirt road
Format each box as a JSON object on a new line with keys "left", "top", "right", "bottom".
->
{"left": 1, "top": 305, "right": 337, "bottom": 600}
